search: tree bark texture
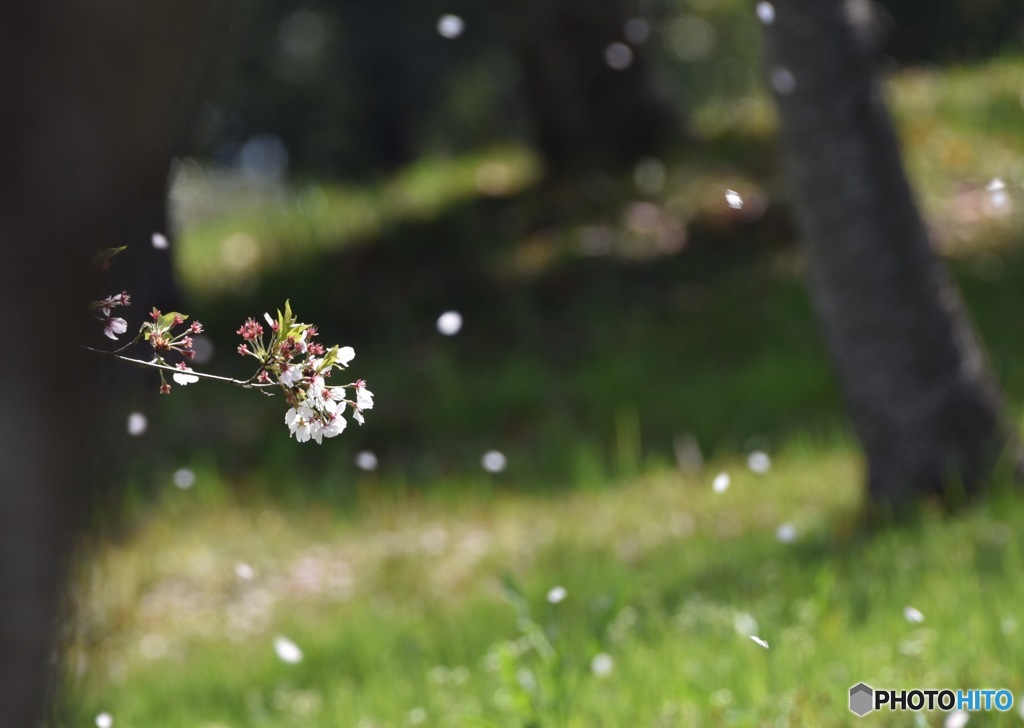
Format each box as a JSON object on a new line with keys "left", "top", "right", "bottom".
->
{"left": 762, "top": 0, "right": 1019, "bottom": 510}
{"left": 0, "top": 1, "right": 221, "bottom": 724}
{"left": 496, "top": 0, "right": 678, "bottom": 174}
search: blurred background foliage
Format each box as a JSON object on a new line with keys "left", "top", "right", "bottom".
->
{"left": 68, "top": 0, "right": 1024, "bottom": 724}
{"left": 130, "top": 0, "right": 1024, "bottom": 502}
{"left": 193, "top": 0, "right": 1024, "bottom": 180}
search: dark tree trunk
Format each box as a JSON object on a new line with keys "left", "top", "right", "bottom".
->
{"left": 497, "top": 0, "right": 679, "bottom": 174}
{"left": 762, "top": 0, "right": 1020, "bottom": 511}
{"left": 0, "top": 2, "right": 222, "bottom": 724}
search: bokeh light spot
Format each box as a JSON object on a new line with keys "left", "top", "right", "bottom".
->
{"left": 127, "top": 412, "right": 147, "bottom": 437}
{"left": 482, "top": 450, "right": 507, "bottom": 473}
{"left": 437, "top": 14, "right": 464, "bottom": 39}
{"left": 172, "top": 468, "right": 196, "bottom": 490}
{"left": 355, "top": 450, "right": 379, "bottom": 471}
{"left": 436, "top": 310, "right": 463, "bottom": 336}
{"left": 605, "top": 42, "right": 634, "bottom": 71}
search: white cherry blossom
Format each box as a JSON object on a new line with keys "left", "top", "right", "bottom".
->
{"left": 319, "top": 413, "right": 346, "bottom": 440}
{"left": 104, "top": 317, "right": 128, "bottom": 340}
{"left": 336, "top": 345, "right": 355, "bottom": 366}
{"left": 279, "top": 365, "right": 303, "bottom": 387}
{"left": 285, "top": 404, "right": 315, "bottom": 443}
{"left": 172, "top": 368, "right": 199, "bottom": 386}
{"left": 307, "top": 375, "right": 327, "bottom": 402}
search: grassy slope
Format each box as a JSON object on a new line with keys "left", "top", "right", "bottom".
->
{"left": 64, "top": 449, "right": 1024, "bottom": 726}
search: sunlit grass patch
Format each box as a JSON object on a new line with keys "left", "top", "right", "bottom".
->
{"left": 64, "top": 444, "right": 1024, "bottom": 726}
{"left": 685, "top": 54, "right": 1024, "bottom": 255}
{"left": 172, "top": 146, "right": 540, "bottom": 294}
{"left": 889, "top": 56, "right": 1024, "bottom": 251}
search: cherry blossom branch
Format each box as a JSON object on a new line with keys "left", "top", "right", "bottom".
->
{"left": 87, "top": 262, "right": 374, "bottom": 442}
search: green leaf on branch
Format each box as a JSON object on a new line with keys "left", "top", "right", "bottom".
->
{"left": 158, "top": 311, "right": 188, "bottom": 330}
{"left": 319, "top": 346, "right": 339, "bottom": 370}
{"left": 93, "top": 246, "right": 127, "bottom": 268}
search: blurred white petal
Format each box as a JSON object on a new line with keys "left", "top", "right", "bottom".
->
{"left": 274, "top": 635, "right": 303, "bottom": 664}
{"left": 903, "top": 606, "right": 925, "bottom": 623}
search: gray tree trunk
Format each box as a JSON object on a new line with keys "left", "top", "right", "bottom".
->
{"left": 496, "top": 0, "right": 678, "bottom": 174}
{"left": 762, "top": 0, "right": 1020, "bottom": 511}
{"left": 0, "top": 2, "right": 221, "bottom": 724}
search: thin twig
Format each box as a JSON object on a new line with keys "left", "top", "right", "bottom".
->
{"left": 81, "top": 345, "right": 277, "bottom": 390}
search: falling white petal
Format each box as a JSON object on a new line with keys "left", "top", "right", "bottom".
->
{"left": 770, "top": 66, "right": 796, "bottom": 94}
{"left": 604, "top": 42, "right": 633, "bottom": 70}
{"left": 990, "top": 189, "right": 1009, "bottom": 209}
{"left": 944, "top": 709, "right": 969, "bottom": 728}
{"left": 590, "top": 652, "right": 614, "bottom": 677}
{"left": 733, "top": 611, "right": 758, "bottom": 637}
{"left": 235, "top": 562, "right": 256, "bottom": 581}
{"left": 749, "top": 635, "right": 769, "bottom": 649}
{"left": 712, "top": 472, "right": 731, "bottom": 494}
{"left": 776, "top": 523, "right": 797, "bottom": 543}
{"left": 436, "top": 310, "right": 463, "bottom": 336}
{"left": 355, "top": 450, "right": 379, "bottom": 471}
{"left": 127, "top": 412, "right": 147, "bottom": 436}
{"left": 172, "top": 468, "right": 195, "bottom": 489}
{"left": 724, "top": 189, "right": 744, "bottom": 209}
{"left": 274, "top": 635, "right": 303, "bottom": 664}
{"left": 95, "top": 713, "right": 113, "bottom": 728}
{"left": 986, "top": 180, "right": 1010, "bottom": 210}
{"left": 482, "top": 450, "right": 507, "bottom": 473}
{"left": 436, "top": 14, "right": 464, "bottom": 39}
{"left": 747, "top": 450, "right": 771, "bottom": 474}
{"left": 756, "top": 1, "right": 775, "bottom": 24}
{"left": 547, "top": 586, "right": 567, "bottom": 604}
{"left": 903, "top": 606, "right": 925, "bottom": 623}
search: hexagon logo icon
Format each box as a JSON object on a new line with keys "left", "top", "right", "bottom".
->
{"left": 849, "top": 683, "right": 874, "bottom": 717}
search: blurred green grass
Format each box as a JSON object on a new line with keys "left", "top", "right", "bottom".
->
{"left": 173, "top": 147, "right": 540, "bottom": 295}
{"left": 63, "top": 55, "right": 1024, "bottom": 725}
{"left": 64, "top": 449, "right": 1024, "bottom": 726}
